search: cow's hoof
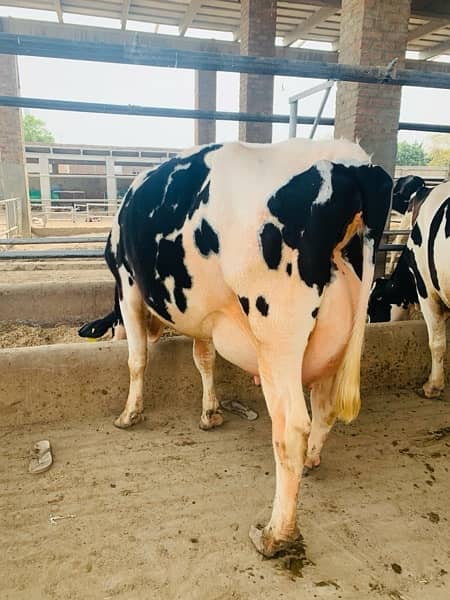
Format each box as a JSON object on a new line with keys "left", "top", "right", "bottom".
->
{"left": 302, "top": 462, "right": 320, "bottom": 477}
{"left": 114, "top": 411, "right": 143, "bottom": 429}
{"left": 420, "top": 383, "right": 444, "bottom": 399}
{"left": 303, "top": 457, "right": 320, "bottom": 476}
{"left": 199, "top": 409, "right": 224, "bottom": 430}
{"left": 249, "top": 525, "right": 300, "bottom": 558}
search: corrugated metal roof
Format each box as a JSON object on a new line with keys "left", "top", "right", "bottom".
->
{"left": 1, "top": 0, "right": 449, "bottom": 58}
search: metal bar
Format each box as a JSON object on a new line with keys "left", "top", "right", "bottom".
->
{"left": 0, "top": 96, "right": 449, "bottom": 133}
{"left": 288, "top": 100, "right": 298, "bottom": 138}
{"left": 379, "top": 244, "right": 406, "bottom": 251}
{"left": 310, "top": 84, "right": 333, "bottom": 139}
{"left": 0, "top": 236, "right": 107, "bottom": 245}
{"left": 288, "top": 80, "right": 334, "bottom": 103}
{"left": 0, "top": 249, "right": 104, "bottom": 259}
{"left": 1, "top": 33, "right": 450, "bottom": 89}
{"left": 0, "top": 95, "right": 333, "bottom": 125}
{"left": 0, "top": 246, "right": 407, "bottom": 259}
{"left": 0, "top": 233, "right": 411, "bottom": 245}
{"left": 383, "top": 230, "right": 412, "bottom": 236}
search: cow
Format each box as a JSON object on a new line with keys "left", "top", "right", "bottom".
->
{"left": 368, "top": 180, "right": 450, "bottom": 399}
{"left": 392, "top": 175, "right": 427, "bottom": 215}
{"left": 85, "top": 138, "right": 392, "bottom": 557}
{"left": 386, "top": 175, "right": 430, "bottom": 275}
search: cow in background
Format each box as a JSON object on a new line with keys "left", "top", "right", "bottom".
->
{"left": 392, "top": 175, "right": 427, "bottom": 215}
{"left": 386, "top": 175, "right": 430, "bottom": 275}
{"left": 81, "top": 138, "right": 392, "bottom": 557}
{"left": 369, "top": 181, "right": 450, "bottom": 398}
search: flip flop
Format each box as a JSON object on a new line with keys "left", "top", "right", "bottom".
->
{"left": 219, "top": 400, "right": 259, "bottom": 421}
{"left": 29, "top": 440, "right": 53, "bottom": 474}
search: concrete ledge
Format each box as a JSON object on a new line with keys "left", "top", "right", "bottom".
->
{"left": 1, "top": 321, "right": 448, "bottom": 428}
{"left": 31, "top": 225, "right": 111, "bottom": 236}
{"left": 0, "top": 280, "right": 114, "bottom": 324}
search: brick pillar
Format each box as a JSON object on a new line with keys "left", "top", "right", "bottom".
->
{"left": 0, "top": 54, "right": 30, "bottom": 234}
{"left": 239, "top": 0, "right": 276, "bottom": 143}
{"left": 335, "top": 0, "right": 411, "bottom": 176}
{"left": 195, "top": 70, "right": 216, "bottom": 145}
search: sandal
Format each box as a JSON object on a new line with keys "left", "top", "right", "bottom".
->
{"left": 219, "top": 400, "right": 259, "bottom": 421}
{"left": 29, "top": 440, "right": 53, "bottom": 474}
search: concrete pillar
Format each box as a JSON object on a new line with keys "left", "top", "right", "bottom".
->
{"left": 0, "top": 54, "right": 30, "bottom": 235}
{"left": 105, "top": 157, "right": 117, "bottom": 215}
{"left": 38, "top": 156, "right": 51, "bottom": 212}
{"left": 195, "top": 70, "right": 216, "bottom": 145}
{"left": 239, "top": 0, "right": 276, "bottom": 143}
{"left": 334, "top": 0, "right": 412, "bottom": 176}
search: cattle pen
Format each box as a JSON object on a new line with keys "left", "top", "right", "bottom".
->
{"left": 1, "top": 0, "right": 450, "bottom": 598}
{"left": 1, "top": 271, "right": 450, "bottom": 598}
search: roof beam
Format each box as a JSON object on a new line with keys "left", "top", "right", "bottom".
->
{"left": 121, "top": 0, "right": 131, "bottom": 31}
{"left": 1, "top": 17, "right": 450, "bottom": 75}
{"left": 408, "top": 18, "right": 449, "bottom": 42}
{"left": 419, "top": 37, "right": 450, "bottom": 59}
{"left": 54, "top": 0, "right": 63, "bottom": 23}
{"left": 282, "top": 7, "right": 337, "bottom": 47}
{"left": 179, "top": 0, "right": 202, "bottom": 37}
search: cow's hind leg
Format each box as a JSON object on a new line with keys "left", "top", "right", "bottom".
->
{"left": 250, "top": 340, "right": 312, "bottom": 558}
{"left": 114, "top": 276, "right": 148, "bottom": 428}
{"left": 304, "top": 376, "right": 336, "bottom": 472}
{"left": 420, "top": 297, "right": 447, "bottom": 398}
{"left": 193, "top": 338, "right": 224, "bottom": 430}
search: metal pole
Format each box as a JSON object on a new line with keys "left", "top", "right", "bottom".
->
{"left": 309, "top": 84, "right": 333, "bottom": 139}
{"left": 289, "top": 100, "right": 298, "bottom": 138}
{"left": 0, "top": 96, "right": 447, "bottom": 133}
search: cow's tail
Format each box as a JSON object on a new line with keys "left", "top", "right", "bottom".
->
{"left": 78, "top": 285, "right": 123, "bottom": 339}
{"left": 333, "top": 235, "right": 374, "bottom": 423}
{"left": 333, "top": 164, "right": 392, "bottom": 423}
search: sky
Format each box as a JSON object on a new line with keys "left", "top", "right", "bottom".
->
{"left": 2, "top": 5, "right": 450, "bottom": 150}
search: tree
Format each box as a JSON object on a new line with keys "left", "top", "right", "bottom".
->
{"left": 427, "top": 134, "right": 450, "bottom": 167}
{"left": 23, "top": 114, "right": 55, "bottom": 143}
{"left": 396, "top": 141, "right": 429, "bottom": 166}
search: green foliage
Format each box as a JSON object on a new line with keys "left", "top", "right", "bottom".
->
{"left": 427, "top": 134, "right": 450, "bottom": 167}
{"left": 396, "top": 141, "right": 429, "bottom": 166}
{"left": 23, "top": 114, "right": 55, "bottom": 143}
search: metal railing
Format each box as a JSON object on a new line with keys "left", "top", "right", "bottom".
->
{"left": 0, "top": 197, "right": 20, "bottom": 238}
{"left": 0, "top": 228, "right": 412, "bottom": 260}
{"left": 31, "top": 199, "right": 121, "bottom": 225}
{"left": 289, "top": 80, "right": 335, "bottom": 139}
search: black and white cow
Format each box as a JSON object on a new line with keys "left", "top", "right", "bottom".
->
{"left": 85, "top": 138, "right": 392, "bottom": 557}
{"left": 386, "top": 175, "right": 430, "bottom": 274}
{"left": 369, "top": 180, "right": 450, "bottom": 398}
{"left": 392, "top": 175, "right": 427, "bottom": 215}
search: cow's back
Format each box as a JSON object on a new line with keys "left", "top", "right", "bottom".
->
{"left": 410, "top": 181, "right": 450, "bottom": 307}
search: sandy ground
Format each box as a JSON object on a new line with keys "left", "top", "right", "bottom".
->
{"left": 1, "top": 387, "right": 450, "bottom": 600}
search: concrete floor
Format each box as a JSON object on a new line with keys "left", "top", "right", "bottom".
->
{"left": 1, "top": 387, "right": 450, "bottom": 600}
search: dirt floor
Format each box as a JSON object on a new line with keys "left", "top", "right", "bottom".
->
{"left": 1, "top": 387, "right": 450, "bottom": 600}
